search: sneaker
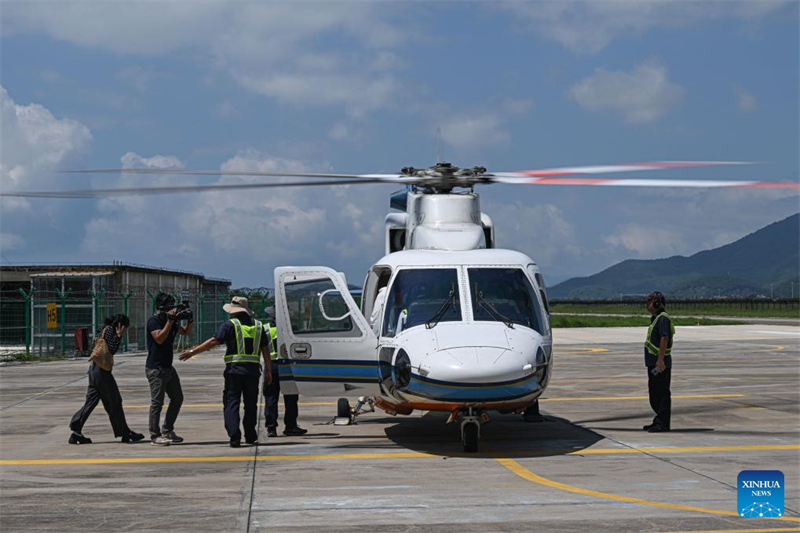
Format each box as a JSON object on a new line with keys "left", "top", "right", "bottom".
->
{"left": 266, "top": 428, "right": 278, "bottom": 438}
{"left": 283, "top": 426, "right": 308, "bottom": 437}
{"left": 162, "top": 430, "right": 184, "bottom": 443}
{"left": 151, "top": 435, "right": 171, "bottom": 446}
{"left": 68, "top": 433, "right": 92, "bottom": 445}
{"left": 122, "top": 431, "right": 145, "bottom": 443}
{"left": 643, "top": 423, "right": 656, "bottom": 431}
{"left": 230, "top": 440, "right": 241, "bottom": 448}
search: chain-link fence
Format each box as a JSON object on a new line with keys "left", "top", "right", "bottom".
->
{"left": 0, "top": 287, "right": 274, "bottom": 359}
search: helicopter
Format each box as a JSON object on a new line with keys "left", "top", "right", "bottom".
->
{"left": 3, "top": 160, "right": 798, "bottom": 451}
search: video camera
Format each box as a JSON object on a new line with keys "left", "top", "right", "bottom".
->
{"left": 171, "top": 302, "right": 193, "bottom": 322}
{"left": 156, "top": 293, "right": 193, "bottom": 322}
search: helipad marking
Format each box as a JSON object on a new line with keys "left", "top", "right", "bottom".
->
{"left": 495, "top": 457, "right": 800, "bottom": 523}
{"left": 2, "top": 444, "right": 797, "bottom": 466}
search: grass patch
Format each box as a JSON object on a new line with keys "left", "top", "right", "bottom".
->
{"left": 550, "top": 315, "right": 738, "bottom": 328}
{"left": 550, "top": 303, "right": 799, "bottom": 318}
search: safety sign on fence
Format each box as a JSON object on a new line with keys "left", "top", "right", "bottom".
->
{"left": 46, "top": 303, "right": 57, "bottom": 329}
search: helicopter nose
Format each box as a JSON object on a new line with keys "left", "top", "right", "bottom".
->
{"left": 399, "top": 345, "right": 542, "bottom": 403}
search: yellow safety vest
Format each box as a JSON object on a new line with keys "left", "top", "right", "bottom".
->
{"left": 644, "top": 312, "right": 675, "bottom": 358}
{"left": 268, "top": 324, "right": 278, "bottom": 360}
{"left": 224, "top": 318, "right": 263, "bottom": 365}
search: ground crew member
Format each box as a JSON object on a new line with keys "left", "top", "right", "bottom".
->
{"left": 262, "top": 307, "right": 307, "bottom": 437}
{"left": 180, "top": 296, "right": 271, "bottom": 447}
{"left": 643, "top": 291, "right": 674, "bottom": 433}
{"left": 146, "top": 293, "right": 192, "bottom": 446}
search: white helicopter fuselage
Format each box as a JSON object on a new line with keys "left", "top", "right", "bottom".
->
{"left": 273, "top": 192, "right": 553, "bottom": 418}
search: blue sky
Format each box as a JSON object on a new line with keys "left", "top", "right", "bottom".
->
{"left": 1, "top": 1, "right": 798, "bottom": 288}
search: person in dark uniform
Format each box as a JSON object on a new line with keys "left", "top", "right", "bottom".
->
{"left": 262, "top": 307, "right": 307, "bottom": 438}
{"left": 643, "top": 291, "right": 675, "bottom": 433}
{"left": 146, "top": 293, "right": 193, "bottom": 446}
{"left": 69, "top": 314, "right": 144, "bottom": 444}
{"left": 180, "top": 296, "right": 272, "bottom": 447}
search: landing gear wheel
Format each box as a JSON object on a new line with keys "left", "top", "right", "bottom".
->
{"left": 337, "top": 398, "right": 351, "bottom": 418}
{"left": 462, "top": 422, "right": 479, "bottom": 453}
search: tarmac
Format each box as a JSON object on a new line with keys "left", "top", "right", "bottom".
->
{"left": 1, "top": 324, "right": 798, "bottom": 533}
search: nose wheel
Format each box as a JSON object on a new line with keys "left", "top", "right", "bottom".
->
{"left": 455, "top": 408, "right": 488, "bottom": 453}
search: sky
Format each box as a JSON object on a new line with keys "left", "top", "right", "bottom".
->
{"left": 1, "top": 0, "right": 798, "bottom": 289}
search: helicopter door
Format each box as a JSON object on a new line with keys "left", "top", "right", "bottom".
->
{"left": 274, "top": 267, "right": 380, "bottom": 397}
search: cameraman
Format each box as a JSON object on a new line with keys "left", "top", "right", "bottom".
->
{"left": 146, "top": 293, "right": 193, "bottom": 446}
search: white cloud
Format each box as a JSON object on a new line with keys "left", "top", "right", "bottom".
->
{"left": 116, "top": 66, "right": 167, "bottom": 93}
{"left": 568, "top": 60, "right": 684, "bottom": 123}
{"left": 80, "top": 149, "right": 390, "bottom": 283}
{"left": 0, "top": 86, "right": 92, "bottom": 211}
{"left": 0, "top": 233, "right": 25, "bottom": 252}
{"left": 603, "top": 223, "right": 687, "bottom": 257}
{"left": 4, "top": 3, "right": 409, "bottom": 118}
{"left": 439, "top": 99, "right": 534, "bottom": 150}
{"left": 733, "top": 85, "right": 758, "bottom": 112}
{"left": 485, "top": 201, "right": 581, "bottom": 267}
{"left": 501, "top": 1, "right": 788, "bottom": 54}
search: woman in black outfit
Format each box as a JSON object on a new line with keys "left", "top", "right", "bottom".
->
{"left": 68, "top": 314, "right": 144, "bottom": 444}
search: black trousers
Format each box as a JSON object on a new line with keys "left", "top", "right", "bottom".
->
{"left": 70, "top": 362, "right": 131, "bottom": 438}
{"left": 264, "top": 360, "right": 299, "bottom": 429}
{"left": 146, "top": 366, "right": 184, "bottom": 438}
{"left": 223, "top": 373, "right": 260, "bottom": 443}
{"left": 647, "top": 367, "right": 671, "bottom": 428}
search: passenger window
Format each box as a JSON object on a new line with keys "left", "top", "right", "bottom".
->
{"left": 284, "top": 278, "right": 353, "bottom": 334}
{"left": 382, "top": 269, "right": 461, "bottom": 337}
{"left": 468, "top": 268, "right": 544, "bottom": 333}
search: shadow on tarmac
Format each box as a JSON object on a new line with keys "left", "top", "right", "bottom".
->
{"left": 383, "top": 410, "right": 604, "bottom": 458}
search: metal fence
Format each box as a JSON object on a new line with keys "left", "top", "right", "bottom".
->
{"left": 0, "top": 288, "right": 275, "bottom": 358}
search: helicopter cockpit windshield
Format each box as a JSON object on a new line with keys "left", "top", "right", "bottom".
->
{"left": 382, "top": 268, "right": 461, "bottom": 337}
{"left": 468, "top": 268, "right": 544, "bottom": 334}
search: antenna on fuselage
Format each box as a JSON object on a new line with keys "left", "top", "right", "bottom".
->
{"left": 435, "top": 127, "right": 442, "bottom": 164}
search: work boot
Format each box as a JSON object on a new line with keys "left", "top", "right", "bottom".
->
{"left": 162, "top": 430, "right": 184, "bottom": 443}
{"left": 122, "top": 431, "right": 145, "bottom": 443}
{"left": 68, "top": 432, "right": 92, "bottom": 445}
{"left": 151, "top": 435, "right": 171, "bottom": 446}
{"left": 648, "top": 425, "right": 670, "bottom": 433}
{"left": 283, "top": 426, "right": 308, "bottom": 437}
{"left": 266, "top": 427, "right": 278, "bottom": 438}
{"left": 642, "top": 423, "right": 656, "bottom": 431}
{"left": 230, "top": 440, "right": 241, "bottom": 448}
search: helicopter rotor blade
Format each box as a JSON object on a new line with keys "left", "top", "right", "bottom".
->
{"left": 487, "top": 176, "right": 800, "bottom": 189}
{"left": 60, "top": 168, "right": 408, "bottom": 181}
{"left": 492, "top": 160, "right": 753, "bottom": 178}
{"left": 0, "top": 178, "right": 410, "bottom": 199}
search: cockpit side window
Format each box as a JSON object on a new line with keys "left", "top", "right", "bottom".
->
{"left": 382, "top": 268, "right": 461, "bottom": 337}
{"left": 534, "top": 272, "right": 550, "bottom": 315}
{"left": 468, "top": 268, "right": 544, "bottom": 333}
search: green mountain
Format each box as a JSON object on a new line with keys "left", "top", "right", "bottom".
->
{"left": 550, "top": 214, "right": 800, "bottom": 299}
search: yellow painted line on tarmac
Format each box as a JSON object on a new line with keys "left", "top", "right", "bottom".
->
{"left": 540, "top": 394, "right": 744, "bottom": 402}
{"left": 660, "top": 527, "right": 800, "bottom": 533}
{"left": 576, "top": 444, "right": 800, "bottom": 455}
{"left": 494, "top": 457, "right": 800, "bottom": 523}
{"left": 2, "top": 444, "right": 796, "bottom": 467}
